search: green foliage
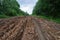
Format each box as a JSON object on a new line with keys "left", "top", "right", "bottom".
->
{"left": 38, "top": 15, "right": 60, "bottom": 23}
{"left": 32, "top": 0, "right": 60, "bottom": 18}
{"left": 32, "top": 0, "right": 60, "bottom": 23}
{"left": 0, "top": 0, "right": 29, "bottom": 18}
{"left": 0, "top": 14, "right": 9, "bottom": 18}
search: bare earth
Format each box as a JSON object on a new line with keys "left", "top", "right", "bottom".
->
{"left": 0, "top": 16, "right": 60, "bottom": 40}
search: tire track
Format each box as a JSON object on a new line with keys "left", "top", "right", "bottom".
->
{"left": 0, "top": 16, "right": 60, "bottom": 40}
{"left": 33, "top": 19, "right": 46, "bottom": 40}
{"left": 35, "top": 18, "right": 60, "bottom": 40}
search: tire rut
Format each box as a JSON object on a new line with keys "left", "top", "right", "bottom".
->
{"left": 0, "top": 16, "right": 60, "bottom": 40}
{"left": 33, "top": 19, "right": 46, "bottom": 40}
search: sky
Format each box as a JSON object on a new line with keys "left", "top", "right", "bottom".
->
{"left": 17, "top": 0, "right": 38, "bottom": 15}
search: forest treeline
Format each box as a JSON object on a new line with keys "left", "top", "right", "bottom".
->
{"left": 32, "top": 0, "right": 60, "bottom": 18}
{"left": 0, "top": 0, "right": 29, "bottom": 18}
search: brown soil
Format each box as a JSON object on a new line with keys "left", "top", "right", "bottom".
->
{"left": 0, "top": 16, "right": 60, "bottom": 40}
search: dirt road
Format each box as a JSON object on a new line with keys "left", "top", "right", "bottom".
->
{"left": 0, "top": 16, "right": 60, "bottom": 40}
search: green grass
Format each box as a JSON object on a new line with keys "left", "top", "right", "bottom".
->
{"left": 0, "top": 13, "right": 25, "bottom": 19}
{"left": 0, "top": 14, "right": 10, "bottom": 18}
{"left": 36, "top": 15, "right": 60, "bottom": 24}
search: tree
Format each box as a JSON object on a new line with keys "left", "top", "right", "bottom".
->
{"left": 32, "top": 0, "right": 60, "bottom": 18}
{"left": 0, "top": 0, "right": 29, "bottom": 18}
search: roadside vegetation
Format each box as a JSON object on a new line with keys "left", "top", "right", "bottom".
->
{"left": 0, "top": 0, "right": 60, "bottom": 23}
{"left": 0, "top": 0, "right": 29, "bottom": 18}
{"left": 32, "top": 0, "right": 60, "bottom": 23}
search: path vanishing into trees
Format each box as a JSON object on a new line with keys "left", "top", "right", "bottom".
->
{"left": 0, "top": 16, "right": 60, "bottom": 40}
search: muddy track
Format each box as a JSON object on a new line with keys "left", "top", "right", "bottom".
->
{"left": 0, "top": 16, "right": 60, "bottom": 40}
{"left": 32, "top": 19, "right": 46, "bottom": 40}
{"left": 34, "top": 18, "right": 60, "bottom": 40}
